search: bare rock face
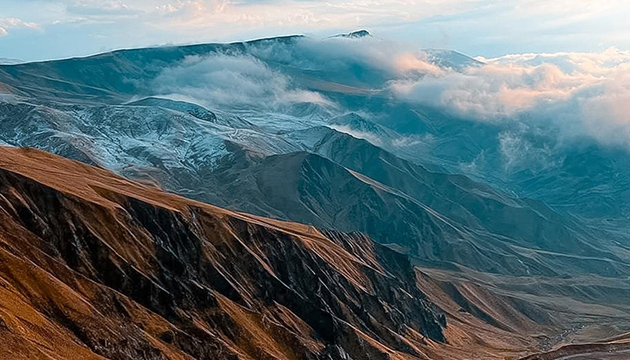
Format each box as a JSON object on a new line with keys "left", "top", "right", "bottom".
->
{"left": 0, "top": 146, "right": 445, "bottom": 360}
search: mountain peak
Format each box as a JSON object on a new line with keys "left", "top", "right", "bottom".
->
{"left": 335, "top": 30, "right": 371, "bottom": 38}
{"left": 422, "top": 48, "right": 484, "bottom": 71}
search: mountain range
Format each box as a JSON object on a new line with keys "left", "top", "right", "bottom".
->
{"left": 1, "top": 33, "right": 630, "bottom": 359}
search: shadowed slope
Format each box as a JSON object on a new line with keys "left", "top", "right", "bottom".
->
{"left": 0, "top": 146, "right": 451, "bottom": 360}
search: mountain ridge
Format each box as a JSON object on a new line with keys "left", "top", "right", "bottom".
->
{"left": 0, "top": 145, "right": 452, "bottom": 360}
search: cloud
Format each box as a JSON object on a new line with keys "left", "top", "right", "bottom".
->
{"left": 0, "top": 18, "right": 39, "bottom": 36}
{"left": 393, "top": 53, "right": 445, "bottom": 75}
{"left": 389, "top": 61, "right": 596, "bottom": 119}
{"left": 327, "top": 124, "right": 383, "bottom": 146}
{"left": 498, "top": 130, "right": 562, "bottom": 173}
{"left": 147, "top": 36, "right": 630, "bottom": 151}
{"left": 66, "top": 1, "right": 139, "bottom": 16}
{"left": 150, "top": 0, "right": 481, "bottom": 32}
{"left": 477, "top": 47, "right": 630, "bottom": 74}
{"left": 245, "top": 35, "right": 446, "bottom": 82}
{"left": 3, "top": 0, "right": 630, "bottom": 62}
{"left": 151, "top": 52, "right": 333, "bottom": 109}
{"left": 578, "top": 63, "right": 630, "bottom": 148}
{"left": 148, "top": 35, "right": 445, "bottom": 112}
{"left": 389, "top": 47, "right": 630, "bottom": 149}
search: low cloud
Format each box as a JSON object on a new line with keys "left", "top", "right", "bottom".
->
{"left": 578, "top": 63, "right": 630, "bottom": 148}
{"left": 149, "top": 36, "right": 446, "bottom": 112}
{"left": 389, "top": 61, "right": 598, "bottom": 119}
{"left": 245, "top": 36, "right": 447, "bottom": 82}
{"left": 327, "top": 124, "right": 383, "bottom": 146}
{"left": 498, "top": 131, "right": 562, "bottom": 173}
{"left": 151, "top": 52, "right": 333, "bottom": 109}
{"left": 150, "top": 36, "right": 630, "bottom": 151}
{"left": 390, "top": 47, "right": 630, "bottom": 149}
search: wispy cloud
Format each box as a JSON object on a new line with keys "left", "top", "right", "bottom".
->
{"left": 0, "top": 17, "right": 39, "bottom": 37}
{"left": 146, "top": 34, "right": 630, "bottom": 149}
{"left": 151, "top": 52, "right": 333, "bottom": 109}
{"left": 327, "top": 124, "right": 383, "bottom": 146}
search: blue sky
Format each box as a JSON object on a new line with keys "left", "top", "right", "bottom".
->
{"left": 1, "top": 0, "right": 630, "bottom": 61}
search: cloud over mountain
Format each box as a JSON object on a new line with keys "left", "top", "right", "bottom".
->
{"left": 151, "top": 52, "right": 331, "bottom": 109}
{"left": 147, "top": 36, "right": 630, "bottom": 150}
{"left": 389, "top": 47, "right": 630, "bottom": 148}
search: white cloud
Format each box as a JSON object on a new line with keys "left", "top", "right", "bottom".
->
{"left": 246, "top": 36, "right": 445, "bottom": 80}
{"left": 498, "top": 131, "right": 562, "bottom": 173}
{"left": 151, "top": 53, "right": 333, "bottom": 109}
{"left": 579, "top": 63, "right": 630, "bottom": 148}
{"left": 390, "top": 47, "right": 630, "bottom": 149}
{"left": 0, "top": 17, "right": 39, "bottom": 36}
{"left": 67, "top": 0, "right": 137, "bottom": 15}
{"left": 148, "top": 35, "right": 444, "bottom": 112}
{"left": 149, "top": 0, "right": 481, "bottom": 32}
{"left": 390, "top": 62, "right": 597, "bottom": 119}
{"left": 146, "top": 36, "right": 630, "bottom": 150}
{"left": 328, "top": 124, "right": 383, "bottom": 146}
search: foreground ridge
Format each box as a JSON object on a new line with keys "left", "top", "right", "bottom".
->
{"left": 0, "top": 146, "right": 447, "bottom": 360}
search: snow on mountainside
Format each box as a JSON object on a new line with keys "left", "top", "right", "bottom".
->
{"left": 2, "top": 91, "right": 626, "bottom": 277}
{"left": 333, "top": 29, "right": 372, "bottom": 38}
{"left": 0, "top": 34, "right": 629, "bottom": 280}
{"left": 4, "top": 33, "right": 630, "bottom": 358}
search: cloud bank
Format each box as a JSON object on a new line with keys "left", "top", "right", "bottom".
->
{"left": 147, "top": 35, "right": 630, "bottom": 152}
{"left": 389, "top": 47, "right": 630, "bottom": 148}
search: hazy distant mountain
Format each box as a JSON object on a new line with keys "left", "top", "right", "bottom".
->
{"left": 333, "top": 29, "right": 372, "bottom": 38}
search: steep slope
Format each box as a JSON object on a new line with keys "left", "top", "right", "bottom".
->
{"left": 4, "top": 146, "right": 599, "bottom": 360}
{"left": 0, "top": 36, "right": 305, "bottom": 103}
{"left": 2, "top": 90, "right": 627, "bottom": 277}
{"left": 0, "top": 146, "right": 452, "bottom": 360}
{"left": 4, "top": 34, "right": 629, "bottom": 232}
{"left": 183, "top": 129, "right": 629, "bottom": 278}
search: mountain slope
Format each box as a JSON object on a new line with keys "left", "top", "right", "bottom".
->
{"left": 0, "top": 146, "right": 453, "bottom": 360}
{"left": 182, "top": 129, "right": 629, "bottom": 277}
{"left": 2, "top": 92, "right": 626, "bottom": 278}
{"left": 2, "top": 35, "right": 630, "bottom": 358}
{"left": 7, "top": 145, "right": 602, "bottom": 360}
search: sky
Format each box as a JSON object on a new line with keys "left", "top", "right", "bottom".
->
{"left": 1, "top": 0, "right": 630, "bottom": 62}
